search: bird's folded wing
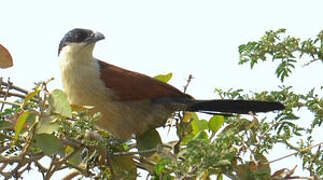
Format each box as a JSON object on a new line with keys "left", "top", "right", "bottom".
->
{"left": 98, "top": 60, "right": 191, "bottom": 101}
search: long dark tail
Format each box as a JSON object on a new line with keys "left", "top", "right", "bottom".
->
{"left": 187, "top": 100, "right": 285, "bottom": 114}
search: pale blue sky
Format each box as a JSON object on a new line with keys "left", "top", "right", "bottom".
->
{"left": 1, "top": 0, "right": 322, "bottom": 179}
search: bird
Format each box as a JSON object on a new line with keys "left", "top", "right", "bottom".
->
{"left": 58, "top": 28, "right": 285, "bottom": 139}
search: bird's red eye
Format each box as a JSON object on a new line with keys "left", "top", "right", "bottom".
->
{"left": 72, "top": 32, "right": 88, "bottom": 42}
{"left": 74, "top": 33, "right": 81, "bottom": 40}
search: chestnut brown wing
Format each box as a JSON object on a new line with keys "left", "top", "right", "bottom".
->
{"left": 98, "top": 60, "right": 191, "bottom": 101}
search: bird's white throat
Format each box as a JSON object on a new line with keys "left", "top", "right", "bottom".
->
{"left": 59, "top": 44, "right": 113, "bottom": 106}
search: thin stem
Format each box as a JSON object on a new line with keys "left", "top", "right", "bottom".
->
{"left": 269, "top": 141, "right": 323, "bottom": 164}
{"left": 0, "top": 100, "right": 21, "bottom": 107}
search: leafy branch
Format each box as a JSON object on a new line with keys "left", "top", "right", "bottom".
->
{"left": 239, "top": 29, "right": 323, "bottom": 82}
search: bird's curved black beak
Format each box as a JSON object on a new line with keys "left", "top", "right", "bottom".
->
{"left": 86, "top": 32, "right": 105, "bottom": 44}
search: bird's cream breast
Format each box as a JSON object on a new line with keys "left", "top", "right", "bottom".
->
{"left": 59, "top": 55, "right": 114, "bottom": 106}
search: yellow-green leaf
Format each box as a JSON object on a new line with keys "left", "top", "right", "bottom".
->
{"left": 66, "top": 146, "right": 82, "bottom": 167}
{"left": 219, "top": 118, "right": 251, "bottom": 137}
{"left": 33, "top": 134, "right": 64, "bottom": 156}
{"left": 254, "top": 153, "right": 271, "bottom": 177}
{"left": 182, "top": 112, "right": 193, "bottom": 123}
{"left": 48, "top": 89, "right": 72, "bottom": 118}
{"left": 208, "top": 115, "right": 224, "bottom": 133}
{"left": 154, "top": 73, "right": 172, "bottom": 83}
{"left": 36, "top": 116, "right": 59, "bottom": 134}
{"left": 71, "top": 104, "right": 94, "bottom": 112}
{"left": 191, "top": 119, "right": 208, "bottom": 135}
{"left": 23, "top": 90, "right": 40, "bottom": 107}
{"left": 25, "top": 112, "right": 39, "bottom": 127}
{"left": 137, "top": 129, "right": 162, "bottom": 157}
{"left": 155, "top": 158, "right": 169, "bottom": 176}
{"left": 181, "top": 134, "right": 194, "bottom": 145}
{"left": 14, "top": 112, "right": 30, "bottom": 142}
{"left": 193, "top": 131, "right": 209, "bottom": 142}
{"left": 235, "top": 153, "right": 271, "bottom": 180}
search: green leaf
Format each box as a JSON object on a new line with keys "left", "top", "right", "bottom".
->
{"left": 66, "top": 146, "right": 82, "bottom": 167}
{"left": 191, "top": 119, "right": 208, "bottom": 135}
{"left": 236, "top": 153, "right": 271, "bottom": 179}
{"left": 236, "top": 164, "right": 254, "bottom": 180}
{"left": 238, "top": 44, "right": 247, "bottom": 54}
{"left": 154, "top": 73, "right": 172, "bottom": 83}
{"left": 193, "top": 131, "right": 209, "bottom": 142}
{"left": 14, "top": 112, "right": 30, "bottom": 142}
{"left": 33, "top": 134, "right": 64, "bottom": 156}
{"left": 70, "top": 104, "right": 94, "bottom": 112}
{"left": 36, "top": 116, "right": 60, "bottom": 134}
{"left": 208, "top": 115, "right": 224, "bottom": 133}
{"left": 25, "top": 112, "right": 39, "bottom": 127}
{"left": 155, "top": 158, "right": 169, "bottom": 176}
{"left": 112, "top": 155, "right": 137, "bottom": 179}
{"left": 254, "top": 153, "right": 271, "bottom": 177}
{"left": 136, "top": 129, "right": 162, "bottom": 157}
{"left": 0, "top": 121, "right": 13, "bottom": 129}
{"left": 48, "top": 89, "right": 72, "bottom": 118}
{"left": 23, "top": 90, "right": 40, "bottom": 107}
{"left": 219, "top": 119, "right": 251, "bottom": 137}
{"left": 215, "top": 160, "right": 231, "bottom": 166}
{"left": 181, "top": 134, "right": 194, "bottom": 145}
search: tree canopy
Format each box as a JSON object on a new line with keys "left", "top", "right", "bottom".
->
{"left": 0, "top": 29, "right": 322, "bottom": 179}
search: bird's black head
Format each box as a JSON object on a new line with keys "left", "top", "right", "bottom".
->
{"left": 58, "top": 28, "right": 105, "bottom": 56}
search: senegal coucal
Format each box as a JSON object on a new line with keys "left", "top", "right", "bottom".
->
{"left": 58, "top": 28, "right": 284, "bottom": 139}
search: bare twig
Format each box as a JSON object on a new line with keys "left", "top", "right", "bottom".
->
{"left": 44, "top": 146, "right": 82, "bottom": 180}
{"left": 269, "top": 141, "right": 323, "bottom": 164}
{"left": 0, "top": 78, "right": 12, "bottom": 111}
{"left": 0, "top": 152, "right": 44, "bottom": 179}
{"left": 133, "top": 155, "right": 157, "bottom": 170}
{"left": 62, "top": 170, "right": 81, "bottom": 180}
{"left": 284, "top": 176, "right": 314, "bottom": 180}
{"left": 0, "top": 100, "right": 21, "bottom": 107}
{"left": 60, "top": 137, "right": 82, "bottom": 149}
{"left": 34, "top": 160, "right": 48, "bottom": 174}
{"left": 44, "top": 155, "right": 58, "bottom": 180}
{"left": 0, "top": 80, "right": 29, "bottom": 95}
{"left": 0, "top": 91, "right": 39, "bottom": 103}
{"left": 64, "top": 161, "right": 93, "bottom": 177}
{"left": 183, "top": 74, "right": 193, "bottom": 94}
